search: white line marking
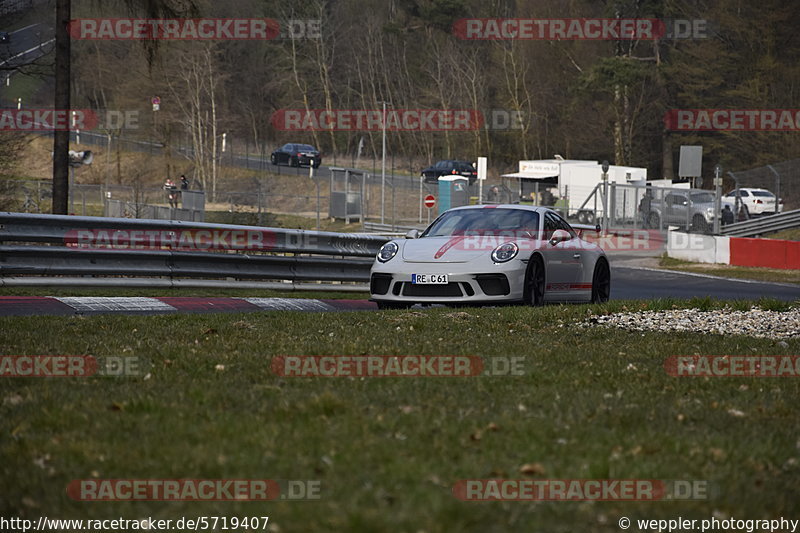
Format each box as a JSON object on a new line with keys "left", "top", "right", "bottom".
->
{"left": 0, "top": 38, "right": 55, "bottom": 68}
{"left": 616, "top": 265, "right": 800, "bottom": 288}
{"left": 55, "top": 297, "right": 177, "bottom": 313}
{"left": 11, "top": 23, "right": 43, "bottom": 35}
{"left": 245, "top": 297, "right": 334, "bottom": 311}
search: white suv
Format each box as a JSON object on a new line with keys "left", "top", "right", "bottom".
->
{"left": 723, "top": 188, "right": 782, "bottom": 216}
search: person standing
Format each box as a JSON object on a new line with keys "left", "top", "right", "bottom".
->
{"left": 638, "top": 189, "right": 653, "bottom": 228}
{"left": 164, "top": 177, "right": 178, "bottom": 208}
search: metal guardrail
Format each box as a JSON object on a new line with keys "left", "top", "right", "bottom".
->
{"left": 362, "top": 221, "right": 423, "bottom": 234}
{"left": 720, "top": 209, "right": 800, "bottom": 237}
{"left": 0, "top": 212, "right": 389, "bottom": 287}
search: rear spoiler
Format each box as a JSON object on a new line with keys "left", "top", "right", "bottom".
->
{"left": 572, "top": 223, "right": 602, "bottom": 233}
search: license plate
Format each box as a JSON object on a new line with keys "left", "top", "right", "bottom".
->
{"left": 412, "top": 274, "right": 448, "bottom": 284}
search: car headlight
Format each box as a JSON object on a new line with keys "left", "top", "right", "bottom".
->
{"left": 377, "top": 241, "right": 399, "bottom": 263}
{"left": 491, "top": 242, "right": 518, "bottom": 263}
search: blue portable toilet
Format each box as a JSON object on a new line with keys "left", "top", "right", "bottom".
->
{"left": 438, "top": 175, "right": 469, "bottom": 215}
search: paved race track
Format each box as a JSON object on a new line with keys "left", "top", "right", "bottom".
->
{"left": 0, "top": 265, "right": 797, "bottom": 316}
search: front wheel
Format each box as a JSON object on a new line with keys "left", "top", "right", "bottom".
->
{"left": 523, "top": 256, "right": 545, "bottom": 306}
{"left": 590, "top": 258, "right": 610, "bottom": 303}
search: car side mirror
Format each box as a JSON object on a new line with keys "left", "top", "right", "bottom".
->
{"left": 405, "top": 229, "right": 420, "bottom": 239}
{"left": 549, "top": 229, "right": 571, "bottom": 246}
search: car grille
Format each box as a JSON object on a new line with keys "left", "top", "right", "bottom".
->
{"left": 400, "top": 282, "right": 464, "bottom": 297}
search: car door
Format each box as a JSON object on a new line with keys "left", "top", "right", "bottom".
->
{"left": 665, "top": 193, "right": 689, "bottom": 226}
{"left": 541, "top": 212, "right": 582, "bottom": 299}
{"left": 281, "top": 144, "right": 293, "bottom": 164}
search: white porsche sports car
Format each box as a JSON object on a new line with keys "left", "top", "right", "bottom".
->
{"left": 369, "top": 205, "right": 610, "bottom": 309}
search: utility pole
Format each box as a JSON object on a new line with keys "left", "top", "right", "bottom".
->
{"left": 52, "top": 0, "right": 71, "bottom": 214}
{"left": 713, "top": 164, "right": 722, "bottom": 234}
{"left": 378, "top": 101, "right": 391, "bottom": 224}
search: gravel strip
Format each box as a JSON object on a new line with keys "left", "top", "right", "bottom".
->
{"left": 585, "top": 307, "right": 800, "bottom": 339}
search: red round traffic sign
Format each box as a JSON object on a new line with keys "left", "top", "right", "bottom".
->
{"left": 424, "top": 194, "right": 436, "bottom": 209}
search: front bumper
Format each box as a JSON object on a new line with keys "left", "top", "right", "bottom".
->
{"left": 369, "top": 259, "right": 528, "bottom": 305}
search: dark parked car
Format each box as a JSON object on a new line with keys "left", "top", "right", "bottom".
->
{"left": 0, "top": 32, "right": 10, "bottom": 44}
{"left": 421, "top": 160, "right": 477, "bottom": 184}
{"left": 270, "top": 143, "right": 321, "bottom": 168}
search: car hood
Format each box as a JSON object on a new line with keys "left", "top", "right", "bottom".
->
{"left": 401, "top": 235, "right": 526, "bottom": 263}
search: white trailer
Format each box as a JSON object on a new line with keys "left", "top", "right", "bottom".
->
{"left": 502, "top": 159, "right": 647, "bottom": 222}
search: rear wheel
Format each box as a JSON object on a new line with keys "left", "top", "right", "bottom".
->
{"left": 290, "top": 156, "right": 299, "bottom": 167}
{"left": 270, "top": 154, "right": 277, "bottom": 165}
{"left": 590, "top": 258, "right": 610, "bottom": 303}
{"left": 523, "top": 256, "right": 545, "bottom": 306}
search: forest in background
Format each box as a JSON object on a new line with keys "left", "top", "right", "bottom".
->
{"left": 4, "top": 0, "right": 800, "bottom": 187}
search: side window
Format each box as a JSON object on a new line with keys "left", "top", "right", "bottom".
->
{"left": 552, "top": 213, "right": 577, "bottom": 238}
{"left": 739, "top": 190, "right": 749, "bottom": 197}
{"left": 435, "top": 161, "right": 447, "bottom": 169}
{"left": 543, "top": 213, "right": 558, "bottom": 240}
{"left": 282, "top": 144, "right": 293, "bottom": 151}
{"left": 667, "top": 194, "right": 686, "bottom": 206}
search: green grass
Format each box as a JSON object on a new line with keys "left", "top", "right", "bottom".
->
{"left": 1, "top": 72, "right": 44, "bottom": 103}
{"left": 659, "top": 255, "right": 800, "bottom": 284}
{"left": 1, "top": 301, "right": 799, "bottom": 531}
{"left": 768, "top": 228, "right": 800, "bottom": 241}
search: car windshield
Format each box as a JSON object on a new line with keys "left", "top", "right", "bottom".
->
{"left": 690, "top": 192, "right": 715, "bottom": 203}
{"left": 422, "top": 208, "right": 540, "bottom": 237}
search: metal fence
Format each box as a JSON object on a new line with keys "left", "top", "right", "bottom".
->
{"left": 0, "top": 212, "right": 390, "bottom": 288}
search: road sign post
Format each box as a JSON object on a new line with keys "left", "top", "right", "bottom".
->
{"left": 477, "top": 157, "right": 487, "bottom": 204}
{"left": 424, "top": 194, "right": 436, "bottom": 223}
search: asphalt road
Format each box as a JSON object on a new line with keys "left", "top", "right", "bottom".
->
{"left": 0, "top": 264, "right": 797, "bottom": 317}
{"left": 0, "top": 22, "right": 54, "bottom": 74}
{"left": 610, "top": 264, "right": 799, "bottom": 301}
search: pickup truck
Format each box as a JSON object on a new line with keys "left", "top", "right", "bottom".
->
{"left": 645, "top": 190, "right": 734, "bottom": 232}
